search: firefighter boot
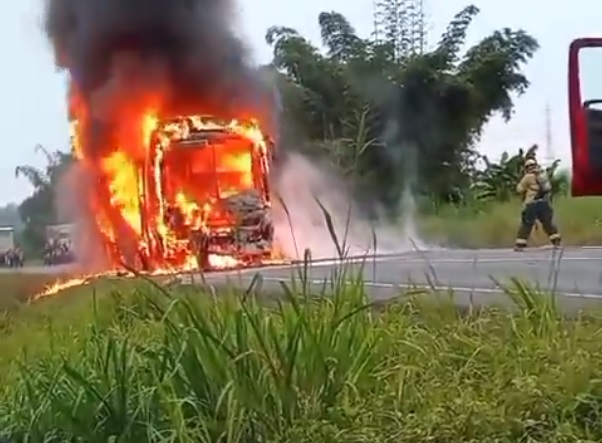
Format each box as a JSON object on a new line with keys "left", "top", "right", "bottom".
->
{"left": 536, "top": 201, "right": 561, "bottom": 248}
{"left": 515, "top": 203, "right": 536, "bottom": 251}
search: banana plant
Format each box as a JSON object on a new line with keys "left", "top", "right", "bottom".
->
{"left": 472, "top": 144, "right": 566, "bottom": 202}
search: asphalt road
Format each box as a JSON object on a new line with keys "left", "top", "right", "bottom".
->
{"left": 0, "top": 264, "right": 75, "bottom": 274}
{"left": 188, "top": 246, "right": 602, "bottom": 312}
{"left": 7, "top": 247, "right": 602, "bottom": 311}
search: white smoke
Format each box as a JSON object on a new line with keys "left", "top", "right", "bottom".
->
{"left": 271, "top": 153, "right": 426, "bottom": 260}
{"left": 55, "top": 162, "right": 113, "bottom": 272}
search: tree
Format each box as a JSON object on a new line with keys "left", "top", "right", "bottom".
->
{"left": 15, "top": 145, "right": 73, "bottom": 254}
{"left": 266, "top": 5, "right": 539, "bottom": 215}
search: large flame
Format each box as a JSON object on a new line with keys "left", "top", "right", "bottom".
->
{"left": 63, "top": 87, "right": 281, "bottom": 284}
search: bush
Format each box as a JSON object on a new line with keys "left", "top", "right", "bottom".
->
{"left": 420, "top": 196, "right": 602, "bottom": 247}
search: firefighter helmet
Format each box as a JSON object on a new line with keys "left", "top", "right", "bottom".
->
{"left": 525, "top": 158, "right": 537, "bottom": 168}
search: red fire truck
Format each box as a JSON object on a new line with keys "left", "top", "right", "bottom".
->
{"left": 568, "top": 38, "right": 602, "bottom": 195}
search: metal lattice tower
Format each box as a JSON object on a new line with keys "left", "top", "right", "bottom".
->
{"left": 372, "top": 0, "right": 381, "bottom": 43}
{"left": 372, "top": 0, "right": 429, "bottom": 59}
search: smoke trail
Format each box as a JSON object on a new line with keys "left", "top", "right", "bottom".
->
{"left": 272, "top": 153, "right": 426, "bottom": 260}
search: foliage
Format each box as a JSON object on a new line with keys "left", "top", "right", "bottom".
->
{"left": 268, "top": 4, "right": 540, "bottom": 213}
{"left": 14, "top": 144, "right": 73, "bottom": 255}
{"left": 2, "top": 273, "right": 602, "bottom": 441}
{"left": 472, "top": 144, "right": 569, "bottom": 203}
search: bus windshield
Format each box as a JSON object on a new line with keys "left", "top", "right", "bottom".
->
{"left": 162, "top": 134, "right": 255, "bottom": 202}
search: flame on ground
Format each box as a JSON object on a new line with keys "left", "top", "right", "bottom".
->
{"left": 33, "top": 252, "right": 290, "bottom": 300}
{"left": 33, "top": 277, "right": 93, "bottom": 300}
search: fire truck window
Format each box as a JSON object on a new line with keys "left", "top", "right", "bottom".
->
{"left": 579, "top": 47, "right": 602, "bottom": 171}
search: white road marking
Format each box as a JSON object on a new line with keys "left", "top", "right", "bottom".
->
{"left": 208, "top": 254, "right": 406, "bottom": 275}
{"left": 215, "top": 255, "right": 601, "bottom": 272}
{"left": 209, "top": 275, "right": 602, "bottom": 301}
{"left": 382, "top": 256, "right": 602, "bottom": 264}
{"left": 358, "top": 281, "right": 602, "bottom": 300}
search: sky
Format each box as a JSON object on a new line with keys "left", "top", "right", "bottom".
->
{"left": 0, "top": 0, "right": 600, "bottom": 205}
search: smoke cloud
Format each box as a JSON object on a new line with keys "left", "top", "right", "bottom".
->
{"left": 44, "top": 0, "right": 277, "bottom": 269}
{"left": 272, "top": 154, "right": 426, "bottom": 260}
{"left": 45, "top": 0, "right": 426, "bottom": 267}
{"left": 44, "top": 0, "right": 267, "bottom": 124}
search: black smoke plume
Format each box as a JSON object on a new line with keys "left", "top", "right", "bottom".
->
{"left": 43, "top": 0, "right": 264, "bottom": 119}
{"left": 43, "top": 0, "right": 277, "bottom": 271}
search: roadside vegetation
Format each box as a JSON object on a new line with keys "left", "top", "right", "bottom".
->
{"left": 421, "top": 196, "right": 602, "bottom": 247}
{"left": 2, "top": 267, "right": 602, "bottom": 441}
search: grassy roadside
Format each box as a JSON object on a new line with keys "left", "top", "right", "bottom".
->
{"left": 0, "top": 273, "right": 73, "bottom": 311}
{"left": 1, "top": 267, "right": 602, "bottom": 441}
{"left": 419, "top": 196, "right": 602, "bottom": 248}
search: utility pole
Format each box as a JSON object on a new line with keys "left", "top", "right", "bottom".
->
{"left": 410, "top": 0, "right": 427, "bottom": 54}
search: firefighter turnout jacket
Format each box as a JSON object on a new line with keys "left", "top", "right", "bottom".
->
{"left": 516, "top": 166, "right": 552, "bottom": 204}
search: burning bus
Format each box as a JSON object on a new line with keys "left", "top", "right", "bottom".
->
{"left": 144, "top": 115, "right": 276, "bottom": 270}
{"left": 68, "top": 92, "right": 276, "bottom": 272}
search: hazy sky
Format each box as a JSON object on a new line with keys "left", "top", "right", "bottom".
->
{"left": 1, "top": 0, "right": 600, "bottom": 205}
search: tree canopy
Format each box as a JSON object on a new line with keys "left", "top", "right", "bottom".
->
{"left": 267, "top": 4, "right": 541, "bottom": 215}
{"left": 14, "top": 144, "right": 73, "bottom": 254}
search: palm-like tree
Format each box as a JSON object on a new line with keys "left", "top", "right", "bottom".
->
{"left": 473, "top": 145, "right": 568, "bottom": 202}
{"left": 15, "top": 144, "right": 72, "bottom": 191}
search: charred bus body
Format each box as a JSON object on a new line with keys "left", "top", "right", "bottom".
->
{"left": 141, "top": 115, "right": 276, "bottom": 270}
{"left": 68, "top": 108, "right": 276, "bottom": 271}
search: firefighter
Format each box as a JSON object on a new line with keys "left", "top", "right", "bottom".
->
{"left": 515, "top": 158, "right": 561, "bottom": 251}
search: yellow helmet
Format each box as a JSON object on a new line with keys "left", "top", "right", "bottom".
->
{"left": 524, "top": 158, "right": 537, "bottom": 168}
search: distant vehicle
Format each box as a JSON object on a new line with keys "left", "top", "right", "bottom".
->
{"left": 0, "top": 226, "right": 22, "bottom": 268}
{"left": 44, "top": 223, "right": 75, "bottom": 265}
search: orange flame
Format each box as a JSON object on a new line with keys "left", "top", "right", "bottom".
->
{"left": 65, "top": 92, "right": 280, "bottom": 279}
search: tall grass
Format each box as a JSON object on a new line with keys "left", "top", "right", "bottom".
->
{"left": 420, "top": 196, "right": 602, "bottom": 247}
{"left": 3, "top": 274, "right": 602, "bottom": 441}
{"left": 0, "top": 273, "right": 381, "bottom": 441}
